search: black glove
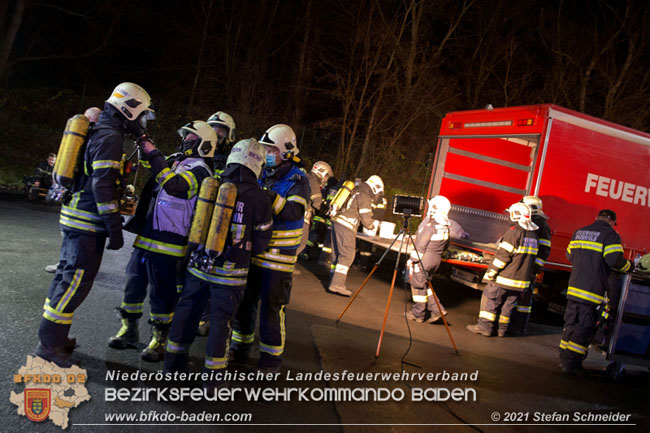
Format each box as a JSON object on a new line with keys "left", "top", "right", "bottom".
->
{"left": 107, "top": 232, "right": 124, "bottom": 250}
{"left": 107, "top": 229, "right": 124, "bottom": 250}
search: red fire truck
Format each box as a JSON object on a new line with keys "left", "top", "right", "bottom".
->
{"left": 427, "top": 104, "right": 650, "bottom": 311}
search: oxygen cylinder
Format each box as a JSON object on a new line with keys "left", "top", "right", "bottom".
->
{"left": 329, "top": 180, "right": 355, "bottom": 216}
{"left": 188, "top": 177, "right": 221, "bottom": 248}
{"left": 205, "top": 182, "right": 238, "bottom": 256}
{"left": 53, "top": 114, "right": 90, "bottom": 188}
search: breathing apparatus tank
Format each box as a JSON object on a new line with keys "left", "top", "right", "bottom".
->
{"left": 204, "top": 182, "right": 238, "bottom": 258}
{"left": 188, "top": 177, "right": 221, "bottom": 249}
{"left": 53, "top": 114, "right": 91, "bottom": 188}
{"left": 329, "top": 180, "right": 355, "bottom": 217}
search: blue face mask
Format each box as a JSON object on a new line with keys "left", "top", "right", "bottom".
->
{"left": 265, "top": 154, "right": 276, "bottom": 168}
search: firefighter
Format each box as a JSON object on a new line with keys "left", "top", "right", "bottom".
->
{"left": 29, "top": 153, "right": 56, "bottom": 199}
{"left": 327, "top": 175, "right": 383, "bottom": 296}
{"left": 231, "top": 124, "right": 309, "bottom": 372}
{"left": 195, "top": 111, "right": 237, "bottom": 337}
{"left": 298, "top": 161, "right": 333, "bottom": 256}
{"left": 317, "top": 176, "right": 339, "bottom": 267}
{"left": 206, "top": 111, "right": 237, "bottom": 175}
{"left": 466, "top": 202, "right": 539, "bottom": 337}
{"left": 559, "top": 209, "right": 631, "bottom": 375}
{"left": 357, "top": 188, "right": 387, "bottom": 270}
{"left": 34, "top": 82, "right": 155, "bottom": 367}
{"left": 508, "top": 196, "right": 552, "bottom": 336}
{"left": 108, "top": 121, "right": 216, "bottom": 362}
{"left": 406, "top": 196, "right": 451, "bottom": 323}
{"left": 164, "top": 139, "right": 273, "bottom": 390}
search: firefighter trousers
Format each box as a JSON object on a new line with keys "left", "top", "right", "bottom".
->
{"left": 477, "top": 283, "right": 519, "bottom": 332}
{"left": 297, "top": 220, "right": 311, "bottom": 255}
{"left": 330, "top": 222, "right": 356, "bottom": 289}
{"left": 120, "top": 248, "right": 180, "bottom": 326}
{"left": 410, "top": 252, "right": 444, "bottom": 318}
{"left": 560, "top": 300, "right": 598, "bottom": 369}
{"left": 232, "top": 264, "right": 292, "bottom": 369}
{"left": 509, "top": 282, "right": 534, "bottom": 334}
{"left": 40, "top": 230, "right": 106, "bottom": 350}
{"left": 164, "top": 271, "right": 244, "bottom": 374}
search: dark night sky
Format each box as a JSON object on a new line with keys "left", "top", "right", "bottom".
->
{"left": 2, "top": 0, "right": 649, "bottom": 181}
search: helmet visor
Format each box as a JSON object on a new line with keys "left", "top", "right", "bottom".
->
{"left": 138, "top": 111, "right": 156, "bottom": 129}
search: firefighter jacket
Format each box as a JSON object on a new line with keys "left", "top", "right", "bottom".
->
{"left": 33, "top": 161, "right": 54, "bottom": 188}
{"left": 371, "top": 192, "right": 387, "bottom": 220}
{"left": 304, "top": 172, "right": 324, "bottom": 223}
{"left": 188, "top": 164, "right": 273, "bottom": 286}
{"left": 533, "top": 215, "right": 552, "bottom": 271}
{"left": 410, "top": 215, "right": 450, "bottom": 262}
{"left": 332, "top": 183, "right": 376, "bottom": 233}
{"left": 125, "top": 150, "right": 212, "bottom": 258}
{"left": 252, "top": 163, "right": 310, "bottom": 272}
{"left": 566, "top": 219, "right": 631, "bottom": 305}
{"left": 487, "top": 225, "right": 539, "bottom": 291}
{"left": 59, "top": 106, "right": 125, "bottom": 238}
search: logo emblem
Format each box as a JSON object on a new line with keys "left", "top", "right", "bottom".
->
{"left": 25, "top": 389, "right": 51, "bottom": 422}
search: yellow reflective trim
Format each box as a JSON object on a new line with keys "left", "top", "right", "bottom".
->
{"left": 492, "top": 258, "right": 506, "bottom": 269}
{"left": 59, "top": 215, "right": 103, "bottom": 232}
{"left": 479, "top": 311, "right": 496, "bottom": 321}
{"left": 567, "top": 341, "right": 587, "bottom": 355}
{"left": 618, "top": 261, "right": 631, "bottom": 272}
{"left": 287, "top": 195, "right": 307, "bottom": 208}
{"left": 603, "top": 244, "right": 623, "bottom": 256}
{"left": 515, "top": 246, "right": 538, "bottom": 255}
{"left": 61, "top": 204, "right": 103, "bottom": 222}
{"left": 156, "top": 167, "right": 173, "bottom": 186}
{"left": 251, "top": 257, "right": 295, "bottom": 272}
{"left": 56, "top": 269, "right": 84, "bottom": 312}
{"left": 412, "top": 295, "right": 428, "bottom": 303}
{"left": 272, "top": 195, "right": 286, "bottom": 214}
{"left": 568, "top": 240, "right": 603, "bottom": 253}
{"left": 499, "top": 241, "right": 515, "bottom": 253}
{"left": 134, "top": 235, "right": 187, "bottom": 257}
{"left": 539, "top": 238, "right": 551, "bottom": 247}
{"left": 559, "top": 339, "right": 568, "bottom": 350}
{"left": 92, "top": 160, "right": 121, "bottom": 170}
{"left": 43, "top": 305, "right": 74, "bottom": 324}
{"left": 495, "top": 276, "right": 530, "bottom": 289}
{"left": 567, "top": 286, "right": 605, "bottom": 304}
{"left": 260, "top": 306, "right": 285, "bottom": 356}
{"left": 232, "top": 330, "right": 255, "bottom": 344}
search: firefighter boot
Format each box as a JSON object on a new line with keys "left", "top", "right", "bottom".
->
{"left": 108, "top": 309, "right": 140, "bottom": 349}
{"left": 141, "top": 322, "right": 169, "bottom": 362}
{"left": 466, "top": 323, "right": 492, "bottom": 337}
{"left": 34, "top": 342, "right": 74, "bottom": 368}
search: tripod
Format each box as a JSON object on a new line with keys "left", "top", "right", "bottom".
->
{"left": 336, "top": 213, "right": 459, "bottom": 358}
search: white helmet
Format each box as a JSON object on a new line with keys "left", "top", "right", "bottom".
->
{"left": 207, "top": 111, "right": 236, "bottom": 144}
{"left": 521, "top": 195, "right": 547, "bottom": 219}
{"left": 259, "top": 124, "right": 299, "bottom": 159}
{"left": 106, "top": 82, "right": 155, "bottom": 123}
{"left": 226, "top": 138, "right": 267, "bottom": 179}
{"left": 177, "top": 120, "right": 218, "bottom": 158}
{"left": 507, "top": 202, "right": 539, "bottom": 231}
{"left": 427, "top": 195, "right": 451, "bottom": 218}
{"left": 365, "top": 175, "right": 384, "bottom": 195}
{"left": 311, "top": 161, "right": 333, "bottom": 181}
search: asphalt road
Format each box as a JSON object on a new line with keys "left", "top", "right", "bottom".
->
{"left": 1, "top": 192, "right": 649, "bottom": 433}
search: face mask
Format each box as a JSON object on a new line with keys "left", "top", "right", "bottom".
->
{"left": 265, "top": 154, "right": 277, "bottom": 168}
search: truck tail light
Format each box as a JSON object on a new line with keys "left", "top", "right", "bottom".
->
{"left": 518, "top": 118, "right": 534, "bottom": 126}
{"left": 449, "top": 122, "right": 462, "bottom": 129}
